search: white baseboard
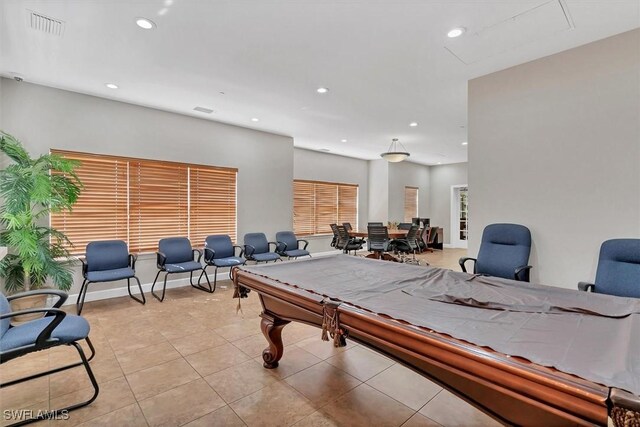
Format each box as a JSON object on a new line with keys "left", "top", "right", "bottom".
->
{"left": 443, "top": 243, "right": 453, "bottom": 249}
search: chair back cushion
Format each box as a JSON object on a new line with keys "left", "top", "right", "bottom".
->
{"left": 159, "top": 237, "right": 194, "bottom": 264}
{"left": 0, "top": 293, "right": 9, "bottom": 338}
{"left": 205, "top": 235, "right": 234, "bottom": 259}
{"left": 368, "top": 225, "right": 389, "bottom": 251}
{"left": 244, "top": 233, "right": 270, "bottom": 254}
{"left": 276, "top": 231, "right": 298, "bottom": 251}
{"left": 342, "top": 223, "right": 353, "bottom": 231}
{"left": 476, "top": 223, "right": 531, "bottom": 280}
{"left": 594, "top": 239, "right": 640, "bottom": 298}
{"left": 398, "top": 223, "right": 412, "bottom": 230}
{"left": 86, "top": 240, "right": 130, "bottom": 272}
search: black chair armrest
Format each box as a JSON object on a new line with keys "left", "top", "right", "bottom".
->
{"left": 244, "top": 244, "right": 256, "bottom": 257}
{"left": 128, "top": 254, "right": 137, "bottom": 270}
{"left": 459, "top": 257, "right": 477, "bottom": 273}
{"left": 0, "top": 308, "right": 67, "bottom": 346}
{"left": 7, "top": 290, "right": 68, "bottom": 308}
{"left": 157, "top": 252, "right": 167, "bottom": 269}
{"left": 203, "top": 247, "right": 215, "bottom": 263}
{"left": 514, "top": 265, "right": 533, "bottom": 282}
{"left": 79, "top": 256, "right": 88, "bottom": 277}
{"left": 233, "top": 245, "right": 244, "bottom": 257}
{"left": 578, "top": 282, "right": 595, "bottom": 292}
{"left": 268, "top": 242, "right": 279, "bottom": 252}
{"left": 298, "top": 240, "right": 309, "bottom": 250}
{"left": 276, "top": 241, "right": 287, "bottom": 254}
{"left": 192, "top": 249, "right": 202, "bottom": 262}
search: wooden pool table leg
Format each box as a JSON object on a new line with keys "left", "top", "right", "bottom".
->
{"left": 260, "top": 312, "right": 290, "bottom": 368}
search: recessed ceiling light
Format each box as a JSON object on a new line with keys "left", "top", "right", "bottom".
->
{"left": 462, "top": 141, "right": 468, "bottom": 146}
{"left": 316, "top": 87, "right": 329, "bottom": 94}
{"left": 341, "top": 139, "right": 347, "bottom": 143}
{"left": 193, "top": 106, "right": 214, "bottom": 114}
{"left": 437, "top": 162, "right": 442, "bottom": 165}
{"left": 105, "top": 83, "right": 118, "bottom": 89}
{"left": 409, "top": 122, "right": 418, "bottom": 127}
{"left": 319, "top": 148, "right": 331, "bottom": 152}
{"left": 251, "top": 118, "right": 259, "bottom": 122}
{"left": 135, "top": 18, "right": 156, "bottom": 30}
{"left": 447, "top": 27, "right": 466, "bottom": 38}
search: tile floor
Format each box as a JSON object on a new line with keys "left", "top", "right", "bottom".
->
{"left": 1, "top": 249, "right": 503, "bottom": 427}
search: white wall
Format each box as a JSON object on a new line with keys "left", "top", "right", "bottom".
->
{"left": 1, "top": 78, "right": 294, "bottom": 297}
{"left": 367, "top": 159, "right": 389, "bottom": 223}
{"left": 293, "top": 148, "right": 369, "bottom": 252}
{"left": 388, "top": 161, "right": 430, "bottom": 223}
{"left": 468, "top": 29, "right": 640, "bottom": 287}
{"left": 429, "top": 163, "right": 468, "bottom": 244}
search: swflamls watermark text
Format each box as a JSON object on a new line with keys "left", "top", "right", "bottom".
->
{"left": 3, "top": 409, "right": 70, "bottom": 421}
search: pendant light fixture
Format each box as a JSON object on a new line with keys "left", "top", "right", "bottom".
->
{"left": 380, "top": 138, "right": 410, "bottom": 162}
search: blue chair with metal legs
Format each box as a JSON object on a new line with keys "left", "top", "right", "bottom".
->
{"left": 151, "top": 237, "right": 211, "bottom": 302}
{"left": 243, "top": 233, "right": 281, "bottom": 263}
{"left": 0, "top": 290, "right": 99, "bottom": 426}
{"left": 201, "top": 235, "right": 246, "bottom": 292}
{"left": 78, "top": 240, "right": 145, "bottom": 314}
{"left": 275, "top": 231, "right": 311, "bottom": 259}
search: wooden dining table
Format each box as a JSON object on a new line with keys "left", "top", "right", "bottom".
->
{"left": 349, "top": 229, "right": 409, "bottom": 239}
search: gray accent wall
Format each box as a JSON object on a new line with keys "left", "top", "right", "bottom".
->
{"left": 388, "top": 161, "right": 430, "bottom": 223}
{"left": 468, "top": 28, "right": 640, "bottom": 288}
{"left": 1, "top": 78, "right": 294, "bottom": 296}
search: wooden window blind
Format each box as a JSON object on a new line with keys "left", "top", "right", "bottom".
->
{"left": 404, "top": 186, "right": 418, "bottom": 222}
{"left": 50, "top": 150, "right": 237, "bottom": 254}
{"left": 293, "top": 180, "right": 358, "bottom": 236}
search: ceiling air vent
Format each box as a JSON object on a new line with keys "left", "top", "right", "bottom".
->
{"left": 193, "top": 106, "right": 214, "bottom": 114}
{"left": 27, "top": 10, "right": 65, "bottom": 36}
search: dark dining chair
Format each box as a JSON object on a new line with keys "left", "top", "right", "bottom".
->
{"left": 397, "top": 223, "right": 413, "bottom": 230}
{"left": 275, "top": 231, "right": 311, "bottom": 259}
{"left": 243, "top": 233, "right": 281, "bottom": 263}
{"left": 1, "top": 290, "right": 99, "bottom": 424}
{"left": 330, "top": 223, "right": 340, "bottom": 248}
{"left": 391, "top": 224, "right": 420, "bottom": 263}
{"left": 78, "top": 240, "right": 145, "bottom": 315}
{"left": 459, "top": 223, "right": 533, "bottom": 282}
{"left": 202, "top": 235, "right": 246, "bottom": 293}
{"left": 151, "top": 237, "right": 211, "bottom": 302}
{"left": 336, "top": 225, "right": 363, "bottom": 255}
{"left": 578, "top": 239, "right": 640, "bottom": 297}
{"left": 367, "top": 225, "right": 391, "bottom": 259}
{"left": 343, "top": 222, "right": 366, "bottom": 245}
{"left": 368, "top": 222, "right": 384, "bottom": 227}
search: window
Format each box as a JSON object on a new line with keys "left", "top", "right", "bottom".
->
{"left": 293, "top": 180, "right": 358, "bottom": 236}
{"left": 51, "top": 150, "right": 237, "bottom": 254}
{"left": 404, "top": 186, "right": 418, "bottom": 222}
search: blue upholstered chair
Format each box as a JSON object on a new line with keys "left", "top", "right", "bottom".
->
{"left": 243, "top": 233, "right": 281, "bottom": 263}
{"left": 1, "top": 290, "right": 99, "bottom": 424}
{"left": 151, "top": 237, "right": 211, "bottom": 302}
{"left": 578, "top": 239, "right": 640, "bottom": 298}
{"left": 202, "top": 235, "right": 246, "bottom": 292}
{"left": 459, "top": 223, "right": 533, "bottom": 282}
{"left": 275, "top": 231, "right": 311, "bottom": 259}
{"left": 78, "top": 240, "right": 145, "bottom": 314}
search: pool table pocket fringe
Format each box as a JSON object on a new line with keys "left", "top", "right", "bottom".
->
{"left": 321, "top": 300, "right": 348, "bottom": 347}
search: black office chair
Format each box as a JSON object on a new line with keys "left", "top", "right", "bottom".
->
{"left": 1, "top": 291, "right": 99, "bottom": 424}
{"left": 578, "top": 239, "right": 640, "bottom": 297}
{"left": 343, "top": 222, "right": 366, "bottom": 246}
{"left": 416, "top": 226, "right": 433, "bottom": 253}
{"left": 151, "top": 237, "right": 211, "bottom": 302}
{"left": 459, "top": 223, "right": 533, "bottom": 282}
{"left": 368, "top": 222, "right": 384, "bottom": 226}
{"left": 78, "top": 240, "right": 145, "bottom": 315}
{"left": 367, "top": 225, "right": 391, "bottom": 259}
{"left": 397, "top": 223, "right": 412, "bottom": 230}
{"left": 329, "top": 224, "right": 340, "bottom": 248}
{"left": 244, "top": 233, "right": 281, "bottom": 263}
{"left": 391, "top": 224, "right": 420, "bottom": 264}
{"left": 336, "top": 225, "right": 363, "bottom": 255}
{"left": 275, "top": 231, "right": 311, "bottom": 259}
{"left": 202, "top": 235, "right": 246, "bottom": 293}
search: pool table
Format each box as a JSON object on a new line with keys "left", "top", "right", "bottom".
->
{"left": 232, "top": 255, "right": 640, "bottom": 426}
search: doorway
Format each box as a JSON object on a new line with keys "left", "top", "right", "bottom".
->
{"left": 450, "top": 185, "right": 468, "bottom": 249}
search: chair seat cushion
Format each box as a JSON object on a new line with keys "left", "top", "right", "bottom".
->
{"left": 284, "top": 249, "right": 310, "bottom": 258}
{"left": 252, "top": 253, "right": 280, "bottom": 262}
{"left": 1, "top": 315, "right": 90, "bottom": 352}
{"left": 211, "top": 256, "right": 245, "bottom": 267}
{"left": 165, "top": 261, "right": 203, "bottom": 273}
{"left": 86, "top": 267, "right": 135, "bottom": 282}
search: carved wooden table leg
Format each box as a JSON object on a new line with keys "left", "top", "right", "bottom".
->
{"left": 260, "top": 312, "right": 290, "bottom": 369}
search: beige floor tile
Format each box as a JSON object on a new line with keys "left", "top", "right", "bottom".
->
{"left": 183, "top": 405, "right": 246, "bottom": 427}
{"left": 116, "top": 341, "right": 181, "bottom": 374}
{"left": 185, "top": 343, "right": 251, "bottom": 377}
{"left": 75, "top": 403, "right": 148, "bottom": 427}
{"left": 138, "top": 379, "right": 226, "bottom": 427}
{"left": 419, "top": 390, "right": 501, "bottom": 427}
{"left": 255, "top": 346, "right": 323, "bottom": 379}
{"left": 157, "top": 318, "right": 212, "bottom": 342}
{"left": 231, "top": 333, "right": 270, "bottom": 358}
{"left": 169, "top": 330, "right": 228, "bottom": 357}
{"left": 366, "top": 364, "right": 442, "bottom": 411}
{"left": 49, "top": 377, "right": 134, "bottom": 426}
{"left": 204, "top": 359, "right": 279, "bottom": 403}
{"left": 49, "top": 357, "right": 122, "bottom": 398}
{"left": 230, "top": 381, "right": 315, "bottom": 427}
{"left": 0, "top": 400, "right": 50, "bottom": 427}
{"left": 281, "top": 323, "right": 320, "bottom": 345}
{"left": 0, "top": 352, "right": 49, "bottom": 383}
{"left": 0, "top": 377, "right": 49, "bottom": 410}
{"left": 325, "top": 346, "right": 394, "bottom": 382}
{"left": 292, "top": 411, "right": 341, "bottom": 427}
{"left": 401, "top": 413, "right": 442, "bottom": 427}
{"left": 214, "top": 317, "right": 263, "bottom": 342}
{"left": 317, "top": 383, "right": 414, "bottom": 427}
{"left": 106, "top": 328, "right": 168, "bottom": 357}
{"left": 284, "top": 362, "right": 361, "bottom": 408}
{"left": 126, "top": 358, "right": 200, "bottom": 401}
{"left": 294, "top": 336, "right": 355, "bottom": 361}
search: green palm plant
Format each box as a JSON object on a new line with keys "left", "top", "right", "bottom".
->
{"left": 0, "top": 131, "right": 82, "bottom": 293}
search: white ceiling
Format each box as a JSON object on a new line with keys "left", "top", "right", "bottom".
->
{"left": 1, "top": 0, "right": 638, "bottom": 165}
